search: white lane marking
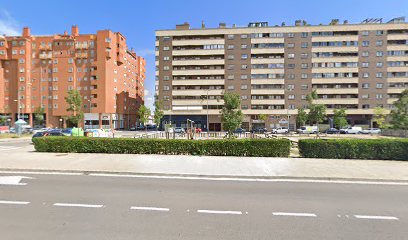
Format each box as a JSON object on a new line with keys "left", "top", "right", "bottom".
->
{"left": 1, "top": 171, "right": 408, "bottom": 186}
{"left": 0, "top": 200, "right": 30, "bottom": 205}
{"left": 88, "top": 173, "right": 408, "bottom": 186}
{"left": 354, "top": 215, "right": 399, "bottom": 220}
{"left": 130, "top": 206, "right": 170, "bottom": 212}
{"left": 0, "top": 147, "right": 21, "bottom": 151}
{"left": 273, "top": 212, "right": 317, "bottom": 217}
{"left": 53, "top": 203, "right": 104, "bottom": 208}
{"left": 0, "top": 176, "right": 34, "bottom": 186}
{"left": 197, "top": 209, "right": 243, "bottom": 215}
{"left": 0, "top": 171, "right": 82, "bottom": 176}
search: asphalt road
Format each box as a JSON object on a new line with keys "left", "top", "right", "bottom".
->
{"left": 0, "top": 173, "right": 407, "bottom": 240}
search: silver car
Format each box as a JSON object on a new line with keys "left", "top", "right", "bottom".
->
{"left": 361, "top": 128, "right": 381, "bottom": 134}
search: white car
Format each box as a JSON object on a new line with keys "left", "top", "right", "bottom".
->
{"left": 297, "top": 126, "right": 319, "bottom": 134}
{"left": 361, "top": 128, "right": 381, "bottom": 134}
{"left": 271, "top": 127, "right": 289, "bottom": 134}
{"left": 340, "top": 126, "right": 362, "bottom": 134}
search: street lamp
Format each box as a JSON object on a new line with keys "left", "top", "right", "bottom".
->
{"left": 13, "top": 99, "right": 21, "bottom": 120}
{"left": 59, "top": 118, "right": 63, "bottom": 129}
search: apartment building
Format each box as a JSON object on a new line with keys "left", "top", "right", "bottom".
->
{"left": 0, "top": 25, "right": 145, "bottom": 129}
{"left": 155, "top": 17, "right": 408, "bottom": 131}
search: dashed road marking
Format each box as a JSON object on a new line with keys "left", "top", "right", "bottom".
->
{"left": 354, "top": 215, "right": 399, "bottom": 220}
{"left": 197, "top": 209, "right": 243, "bottom": 215}
{"left": 130, "top": 206, "right": 170, "bottom": 212}
{"left": 0, "top": 146, "right": 22, "bottom": 151}
{"left": 0, "top": 200, "right": 30, "bottom": 205}
{"left": 0, "top": 176, "right": 34, "bottom": 186}
{"left": 53, "top": 203, "right": 104, "bottom": 208}
{"left": 273, "top": 212, "right": 317, "bottom": 217}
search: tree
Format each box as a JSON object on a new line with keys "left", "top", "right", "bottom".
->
{"left": 296, "top": 107, "right": 307, "bottom": 128}
{"left": 0, "top": 116, "right": 6, "bottom": 126}
{"left": 333, "top": 108, "right": 348, "bottom": 129}
{"left": 221, "top": 92, "right": 243, "bottom": 139}
{"left": 390, "top": 89, "right": 408, "bottom": 130}
{"left": 33, "top": 106, "right": 45, "bottom": 127}
{"left": 306, "top": 90, "right": 326, "bottom": 126}
{"left": 138, "top": 105, "right": 151, "bottom": 131}
{"left": 373, "top": 107, "right": 388, "bottom": 129}
{"left": 153, "top": 100, "right": 164, "bottom": 129}
{"left": 65, "top": 90, "right": 83, "bottom": 127}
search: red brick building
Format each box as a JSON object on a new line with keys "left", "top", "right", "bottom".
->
{"left": 0, "top": 25, "right": 145, "bottom": 129}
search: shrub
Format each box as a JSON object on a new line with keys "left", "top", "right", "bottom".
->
{"left": 298, "top": 138, "right": 408, "bottom": 160}
{"left": 33, "top": 137, "right": 291, "bottom": 157}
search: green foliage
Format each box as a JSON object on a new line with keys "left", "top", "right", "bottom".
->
{"left": 296, "top": 107, "right": 307, "bottom": 127}
{"left": 0, "top": 116, "right": 6, "bottom": 125}
{"left": 333, "top": 108, "right": 348, "bottom": 129}
{"left": 153, "top": 100, "right": 164, "bottom": 127}
{"left": 390, "top": 89, "right": 408, "bottom": 130}
{"left": 33, "top": 107, "right": 45, "bottom": 127}
{"left": 221, "top": 92, "right": 243, "bottom": 138}
{"left": 306, "top": 90, "right": 326, "bottom": 125}
{"left": 373, "top": 107, "right": 388, "bottom": 129}
{"left": 138, "top": 105, "right": 151, "bottom": 126}
{"left": 258, "top": 114, "right": 267, "bottom": 122}
{"left": 299, "top": 139, "right": 408, "bottom": 160}
{"left": 65, "top": 90, "right": 83, "bottom": 127}
{"left": 33, "top": 137, "right": 291, "bottom": 157}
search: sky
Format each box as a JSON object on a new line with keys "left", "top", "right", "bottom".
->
{"left": 0, "top": 0, "right": 407, "bottom": 109}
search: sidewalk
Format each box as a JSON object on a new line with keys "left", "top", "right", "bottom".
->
{"left": 0, "top": 144, "right": 407, "bottom": 181}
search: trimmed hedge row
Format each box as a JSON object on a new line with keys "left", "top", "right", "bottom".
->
{"left": 33, "top": 137, "right": 291, "bottom": 157}
{"left": 299, "top": 138, "right": 408, "bottom": 160}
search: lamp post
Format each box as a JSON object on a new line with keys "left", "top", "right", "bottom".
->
{"left": 88, "top": 99, "right": 92, "bottom": 129}
{"left": 59, "top": 118, "right": 63, "bottom": 129}
{"left": 13, "top": 99, "right": 21, "bottom": 120}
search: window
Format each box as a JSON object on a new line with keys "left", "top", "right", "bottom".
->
{"left": 19, "top": 50, "right": 25, "bottom": 54}
{"left": 288, "top": 64, "right": 295, "bottom": 68}
{"left": 362, "top": 83, "right": 369, "bottom": 89}
{"left": 301, "top": 63, "right": 308, "bottom": 69}
{"left": 376, "top": 83, "right": 383, "bottom": 89}
{"left": 241, "top": 44, "right": 247, "bottom": 49}
{"left": 241, "top": 95, "right": 248, "bottom": 100}
{"left": 301, "top": 53, "right": 308, "bottom": 59}
{"left": 288, "top": 74, "right": 295, "bottom": 79}
{"left": 288, "top": 104, "right": 296, "bottom": 109}
{"left": 363, "top": 73, "right": 369, "bottom": 78}
{"left": 376, "top": 72, "right": 383, "bottom": 78}
{"left": 362, "top": 41, "right": 369, "bottom": 47}
{"left": 241, "top": 54, "right": 248, "bottom": 59}
{"left": 53, "top": 68, "right": 58, "bottom": 73}
{"left": 227, "top": 85, "right": 235, "bottom": 90}
{"left": 227, "top": 34, "right": 234, "bottom": 39}
{"left": 288, "top": 33, "right": 295, "bottom": 38}
{"left": 241, "top": 34, "right": 248, "bottom": 39}
{"left": 362, "top": 31, "right": 369, "bottom": 36}
{"left": 362, "top": 51, "right": 369, "bottom": 57}
{"left": 163, "top": 66, "right": 170, "bottom": 71}
{"left": 376, "top": 40, "right": 383, "bottom": 46}
{"left": 227, "top": 55, "right": 234, "bottom": 60}
{"left": 376, "top": 62, "right": 383, "bottom": 67}
{"left": 241, "top": 84, "right": 248, "bottom": 90}
{"left": 227, "top": 75, "right": 234, "bottom": 80}
{"left": 241, "top": 64, "right": 248, "bottom": 69}
{"left": 68, "top": 58, "right": 73, "bottom": 64}
{"left": 68, "top": 67, "right": 73, "bottom": 73}
{"left": 240, "top": 75, "right": 248, "bottom": 80}
{"left": 301, "top": 73, "right": 308, "bottom": 79}
{"left": 227, "top": 65, "right": 234, "bottom": 70}
{"left": 301, "top": 32, "right": 308, "bottom": 38}
{"left": 227, "top": 45, "right": 234, "bottom": 49}
{"left": 287, "top": 43, "right": 295, "bottom": 48}
{"left": 376, "top": 51, "right": 383, "bottom": 57}
{"left": 105, "top": 38, "right": 111, "bottom": 43}
{"left": 376, "top": 94, "right": 383, "bottom": 99}
{"left": 287, "top": 84, "right": 295, "bottom": 90}
{"left": 288, "top": 53, "right": 295, "bottom": 59}
{"left": 301, "top": 84, "right": 308, "bottom": 90}
{"left": 163, "top": 56, "right": 170, "bottom": 61}
{"left": 301, "top": 42, "right": 308, "bottom": 48}
{"left": 376, "top": 30, "right": 384, "bottom": 35}
{"left": 362, "top": 62, "right": 369, "bottom": 68}
{"left": 163, "top": 85, "right": 170, "bottom": 91}
{"left": 288, "top": 94, "right": 295, "bottom": 99}
{"left": 163, "top": 76, "right": 170, "bottom": 81}
{"left": 12, "top": 50, "right": 17, "bottom": 55}
{"left": 362, "top": 94, "right": 369, "bottom": 99}
{"left": 163, "top": 46, "right": 170, "bottom": 51}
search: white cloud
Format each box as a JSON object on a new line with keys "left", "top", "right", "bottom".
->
{"left": 0, "top": 10, "right": 19, "bottom": 36}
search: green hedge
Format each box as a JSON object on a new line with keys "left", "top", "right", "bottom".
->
{"left": 33, "top": 137, "right": 291, "bottom": 157}
{"left": 299, "top": 138, "right": 408, "bottom": 160}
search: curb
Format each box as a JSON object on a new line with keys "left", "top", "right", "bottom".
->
{"left": 1, "top": 168, "right": 408, "bottom": 184}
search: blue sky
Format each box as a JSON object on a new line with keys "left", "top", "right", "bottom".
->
{"left": 0, "top": 0, "right": 407, "bottom": 109}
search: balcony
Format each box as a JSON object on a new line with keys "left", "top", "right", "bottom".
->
{"left": 251, "top": 99, "right": 285, "bottom": 105}
{"left": 75, "top": 52, "right": 88, "bottom": 58}
{"left": 39, "top": 53, "right": 52, "bottom": 59}
{"left": 251, "top": 89, "right": 285, "bottom": 95}
{"left": 172, "top": 89, "right": 224, "bottom": 96}
{"left": 117, "top": 52, "right": 124, "bottom": 65}
{"left": 173, "top": 59, "right": 224, "bottom": 66}
{"left": 172, "top": 69, "right": 224, "bottom": 76}
{"left": 315, "top": 88, "right": 359, "bottom": 94}
{"left": 172, "top": 79, "right": 225, "bottom": 86}
{"left": 172, "top": 99, "right": 224, "bottom": 105}
{"left": 172, "top": 39, "right": 224, "bottom": 46}
{"left": 314, "top": 98, "right": 359, "bottom": 105}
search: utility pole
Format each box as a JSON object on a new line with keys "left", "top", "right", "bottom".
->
{"left": 206, "top": 89, "right": 209, "bottom": 132}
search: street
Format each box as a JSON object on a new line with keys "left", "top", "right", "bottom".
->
{"left": 0, "top": 173, "right": 407, "bottom": 239}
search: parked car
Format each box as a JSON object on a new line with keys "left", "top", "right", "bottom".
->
{"left": 174, "top": 127, "right": 186, "bottom": 134}
{"left": 195, "top": 128, "right": 202, "bottom": 133}
{"left": 340, "top": 126, "right": 362, "bottom": 134}
{"left": 136, "top": 125, "right": 145, "bottom": 131}
{"left": 324, "top": 128, "right": 339, "bottom": 134}
{"left": 234, "top": 128, "right": 246, "bottom": 133}
{"left": 129, "top": 126, "right": 137, "bottom": 131}
{"left": 361, "top": 128, "right": 381, "bottom": 134}
{"left": 251, "top": 128, "right": 267, "bottom": 134}
{"left": 31, "top": 131, "right": 46, "bottom": 141}
{"left": 61, "top": 128, "right": 72, "bottom": 136}
{"left": 297, "top": 126, "right": 319, "bottom": 134}
{"left": 270, "top": 127, "right": 288, "bottom": 134}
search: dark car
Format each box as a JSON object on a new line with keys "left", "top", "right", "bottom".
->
{"left": 45, "top": 130, "right": 65, "bottom": 136}
{"left": 32, "top": 131, "right": 45, "bottom": 141}
{"left": 251, "top": 128, "right": 267, "bottom": 134}
{"left": 324, "top": 128, "right": 339, "bottom": 134}
{"left": 129, "top": 127, "right": 137, "bottom": 131}
{"left": 234, "top": 128, "right": 246, "bottom": 133}
{"left": 136, "top": 125, "right": 145, "bottom": 131}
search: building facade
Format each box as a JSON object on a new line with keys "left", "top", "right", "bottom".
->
{"left": 155, "top": 18, "right": 408, "bottom": 131}
{"left": 0, "top": 25, "right": 145, "bottom": 129}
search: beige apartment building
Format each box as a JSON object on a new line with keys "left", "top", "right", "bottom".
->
{"left": 0, "top": 25, "right": 145, "bottom": 129}
{"left": 155, "top": 17, "right": 408, "bottom": 131}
